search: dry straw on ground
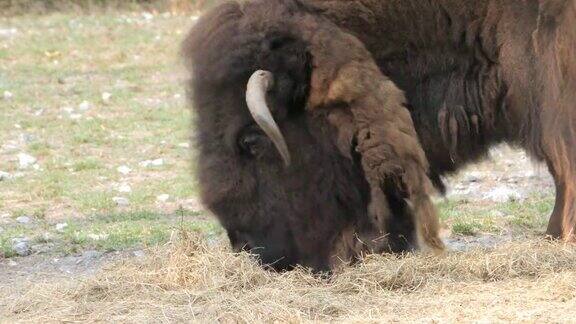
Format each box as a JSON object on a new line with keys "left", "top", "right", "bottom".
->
{"left": 4, "top": 231, "right": 576, "bottom": 322}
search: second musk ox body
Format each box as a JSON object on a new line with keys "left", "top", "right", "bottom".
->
{"left": 183, "top": 0, "right": 576, "bottom": 272}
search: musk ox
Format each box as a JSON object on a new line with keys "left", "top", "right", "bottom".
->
{"left": 183, "top": 0, "right": 576, "bottom": 272}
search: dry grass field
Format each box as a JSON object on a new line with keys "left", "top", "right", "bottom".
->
{"left": 1, "top": 9, "right": 574, "bottom": 323}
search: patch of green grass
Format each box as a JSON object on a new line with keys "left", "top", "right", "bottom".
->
{"left": 0, "top": 12, "right": 198, "bottom": 217}
{"left": 73, "top": 191, "right": 115, "bottom": 213}
{"left": 0, "top": 226, "right": 37, "bottom": 258}
{"left": 0, "top": 209, "right": 221, "bottom": 258}
{"left": 451, "top": 221, "right": 481, "bottom": 236}
{"left": 72, "top": 158, "right": 103, "bottom": 172}
{"left": 503, "top": 198, "right": 552, "bottom": 230}
{"left": 437, "top": 195, "right": 554, "bottom": 236}
{"left": 27, "top": 141, "right": 53, "bottom": 157}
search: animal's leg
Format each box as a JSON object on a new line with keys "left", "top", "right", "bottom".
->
{"left": 545, "top": 159, "right": 576, "bottom": 241}
{"left": 532, "top": 0, "right": 576, "bottom": 241}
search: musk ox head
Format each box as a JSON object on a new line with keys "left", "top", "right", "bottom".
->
{"left": 182, "top": 0, "right": 417, "bottom": 272}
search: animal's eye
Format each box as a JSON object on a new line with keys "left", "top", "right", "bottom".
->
{"left": 237, "top": 130, "right": 272, "bottom": 158}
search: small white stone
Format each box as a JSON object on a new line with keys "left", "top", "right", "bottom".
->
{"left": 17, "top": 153, "right": 37, "bottom": 169}
{"left": 178, "top": 142, "right": 190, "bottom": 149}
{"left": 113, "top": 196, "right": 130, "bottom": 206}
{"left": 8, "top": 260, "right": 18, "bottom": 266}
{"left": 117, "top": 165, "right": 132, "bottom": 175}
{"left": 117, "top": 183, "right": 132, "bottom": 193}
{"left": 0, "top": 171, "right": 12, "bottom": 181}
{"left": 133, "top": 250, "right": 145, "bottom": 258}
{"left": 16, "top": 216, "right": 31, "bottom": 224}
{"left": 0, "top": 28, "right": 18, "bottom": 37}
{"left": 142, "top": 12, "right": 154, "bottom": 20}
{"left": 490, "top": 210, "right": 506, "bottom": 218}
{"left": 3, "top": 90, "right": 13, "bottom": 100}
{"left": 101, "top": 92, "right": 112, "bottom": 103}
{"left": 151, "top": 158, "right": 164, "bottom": 166}
{"left": 55, "top": 223, "right": 68, "bottom": 232}
{"left": 14, "top": 123, "right": 21, "bottom": 129}
{"left": 62, "top": 106, "right": 74, "bottom": 114}
{"left": 87, "top": 233, "right": 109, "bottom": 241}
{"left": 139, "top": 158, "right": 164, "bottom": 167}
{"left": 78, "top": 100, "right": 91, "bottom": 111}
{"left": 156, "top": 194, "right": 170, "bottom": 203}
{"left": 484, "top": 186, "right": 524, "bottom": 203}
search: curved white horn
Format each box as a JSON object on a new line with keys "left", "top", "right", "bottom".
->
{"left": 246, "top": 70, "right": 291, "bottom": 167}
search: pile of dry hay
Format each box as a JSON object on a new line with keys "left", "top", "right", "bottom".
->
{"left": 4, "top": 231, "right": 576, "bottom": 322}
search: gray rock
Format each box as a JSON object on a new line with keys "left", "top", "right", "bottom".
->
{"left": 81, "top": 250, "right": 102, "bottom": 261}
{"left": 113, "top": 196, "right": 130, "bottom": 206}
{"left": 464, "top": 172, "right": 483, "bottom": 183}
{"left": 19, "top": 133, "right": 36, "bottom": 143}
{"left": 12, "top": 237, "right": 31, "bottom": 256}
{"left": 16, "top": 216, "right": 31, "bottom": 224}
{"left": 133, "top": 250, "right": 145, "bottom": 258}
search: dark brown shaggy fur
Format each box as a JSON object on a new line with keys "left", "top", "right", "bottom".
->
{"left": 183, "top": 0, "right": 443, "bottom": 272}
{"left": 290, "top": 12, "right": 445, "bottom": 251}
{"left": 308, "top": 0, "right": 576, "bottom": 240}
{"left": 183, "top": 0, "right": 576, "bottom": 271}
